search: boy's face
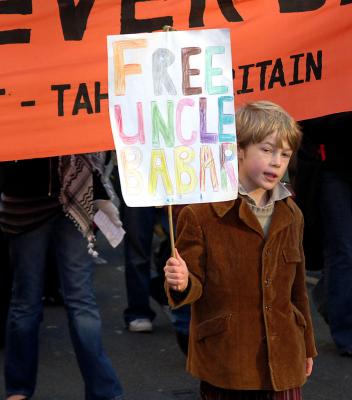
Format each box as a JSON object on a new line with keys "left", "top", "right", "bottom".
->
{"left": 238, "top": 132, "right": 293, "bottom": 194}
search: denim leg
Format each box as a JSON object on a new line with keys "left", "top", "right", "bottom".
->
{"left": 0, "top": 232, "right": 11, "bottom": 348}
{"left": 54, "top": 214, "right": 123, "bottom": 400}
{"left": 171, "top": 305, "right": 191, "bottom": 336}
{"left": 5, "top": 223, "right": 50, "bottom": 398}
{"left": 320, "top": 171, "right": 352, "bottom": 353}
{"left": 122, "top": 207, "right": 156, "bottom": 323}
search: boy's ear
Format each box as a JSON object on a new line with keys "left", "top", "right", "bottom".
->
{"left": 238, "top": 147, "right": 244, "bottom": 160}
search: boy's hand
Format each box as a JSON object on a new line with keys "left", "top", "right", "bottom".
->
{"left": 306, "top": 357, "right": 313, "bottom": 376}
{"left": 164, "top": 248, "right": 189, "bottom": 292}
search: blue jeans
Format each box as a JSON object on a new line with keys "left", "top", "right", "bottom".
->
{"left": 4, "top": 213, "right": 123, "bottom": 399}
{"left": 171, "top": 305, "right": 190, "bottom": 336}
{"left": 121, "top": 207, "right": 157, "bottom": 323}
{"left": 319, "top": 171, "right": 352, "bottom": 353}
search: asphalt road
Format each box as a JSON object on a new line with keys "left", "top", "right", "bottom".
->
{"left": 0, "top": 233, "right": 351, "bottom": 399}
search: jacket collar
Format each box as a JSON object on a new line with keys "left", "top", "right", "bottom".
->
{"left": 211, "top": 200, "right": 236, "bottom": 218}
{"left": 211, "top": 197, "right": 295, "bottom": 239}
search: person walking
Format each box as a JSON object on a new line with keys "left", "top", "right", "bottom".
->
{"left": 0, "top": 154, "right": 124, "bottom": 400}
{"left": 300, "top": 112, "right": 352, "bottom": 357}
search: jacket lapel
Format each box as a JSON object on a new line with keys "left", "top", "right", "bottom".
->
{"left": 238, "top": 199, "right": 264, "bottom": 237}
{"left": 212, "top": 199, "right": 264, "bottom": 237}
{"left": 267, "top": 200, "right": 294, "bottom": 238}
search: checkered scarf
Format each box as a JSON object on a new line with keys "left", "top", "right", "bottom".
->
{"left": 59, "top": 153, "right": 105, "bottom": 243}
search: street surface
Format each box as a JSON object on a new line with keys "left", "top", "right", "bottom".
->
{"left": 0, "top": 234, "right": 351, "bottom": 399}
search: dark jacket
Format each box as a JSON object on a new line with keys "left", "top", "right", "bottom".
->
{"left": 0, "top": 158, "right": 60, "bottom": 198}
{"left": 0, "top": 156, "right": 109, "bottom": 234}
{"left": 300, "top": 111, "right": 352, "bottom": 182}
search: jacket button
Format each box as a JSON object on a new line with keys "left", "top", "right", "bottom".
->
{"left": 265, "top": 278, "right": 271, "bottom": 286}
{"left": 265, "top": 305, "right": 272, "bottom": 311}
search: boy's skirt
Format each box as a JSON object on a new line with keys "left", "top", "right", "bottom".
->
{"left": 200, "top": 381, "right": 302, "bottom": 400}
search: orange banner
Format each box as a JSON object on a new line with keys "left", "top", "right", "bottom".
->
{"left": 0, "top": 0, "right": 351, "bottom": 161}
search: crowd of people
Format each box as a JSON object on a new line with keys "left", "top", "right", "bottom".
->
{"left": 0, "top": 103, "right": 351, "bottom": 400}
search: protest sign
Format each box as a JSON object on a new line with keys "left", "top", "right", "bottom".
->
{"left": 108, "top": 29, "right": 237, "bottom": 206}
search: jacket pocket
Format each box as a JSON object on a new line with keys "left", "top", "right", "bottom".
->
{"left": 292, "top": 306, "right": 307, "bottom": 329}
{"left": 283, "top": 248, "right": 301, "bottom": 263}
{"left": 196, "top": 314, "right": 232, "bottom": 341}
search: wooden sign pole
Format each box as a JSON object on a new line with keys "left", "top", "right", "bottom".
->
{"left": 164, "top": 25, "right": 176, "bottom": 258}
{"left": 167, "top": 204, "right": 175, "bottom": 257}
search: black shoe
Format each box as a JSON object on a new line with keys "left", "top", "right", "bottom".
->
{"left": 340, "top": 350, "right": 352, "bottom": 357}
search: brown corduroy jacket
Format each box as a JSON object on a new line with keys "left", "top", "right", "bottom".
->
{"left": 167, "top": 197, "right": 317, "bottom": 391}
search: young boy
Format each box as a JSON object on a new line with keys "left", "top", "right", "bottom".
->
{"left": 164, "top": 101, "right": 317, "bottom": 400}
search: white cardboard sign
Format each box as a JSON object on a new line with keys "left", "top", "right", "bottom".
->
{"left": 107, "top": 28, "right": 238, "bottom": 207}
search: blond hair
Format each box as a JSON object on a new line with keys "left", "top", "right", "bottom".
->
{"left": 235, "top": 101, "right": 302, "bottom": 152}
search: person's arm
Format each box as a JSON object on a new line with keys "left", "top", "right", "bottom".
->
{"left": 164, "top": 206, "right": 206, "bottom": 308}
